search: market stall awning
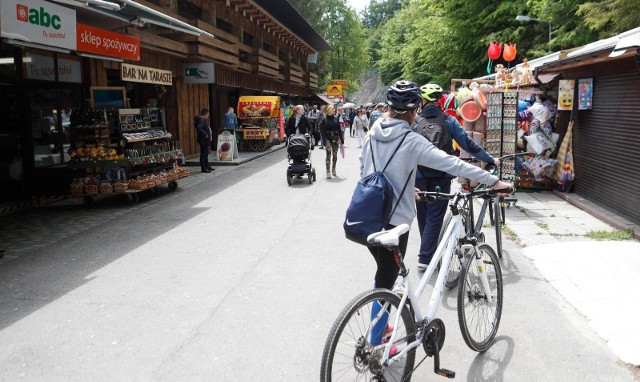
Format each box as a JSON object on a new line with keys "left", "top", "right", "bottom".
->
{"left": 311, "top": 94, "right": 334, "bottom": 106}
{"left": 48, "top": 0, "right": 213, "bottom": 37}
{"left": 537, "top": 72, "right": 561, "bottom": 84}
{"left": 237, "top": 96, "right": 281, "bottom": 119}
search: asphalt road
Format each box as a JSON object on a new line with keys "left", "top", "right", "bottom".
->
{"left": 0, "top": 136, "right": 635, "bottom": 381}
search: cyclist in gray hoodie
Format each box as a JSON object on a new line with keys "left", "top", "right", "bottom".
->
{"left": 359, "top": 81, "right": 512, "bottom": 290}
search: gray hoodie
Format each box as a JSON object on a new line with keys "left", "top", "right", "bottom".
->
{"left": 359, "top": 116, "right": 499, "bottom": 226}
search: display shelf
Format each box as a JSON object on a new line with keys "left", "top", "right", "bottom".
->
{"left": 123, "top": 135, "right": 172, "bottom": 143}
{"left": 68, "top": 159, "right": 129, "bottom": 168}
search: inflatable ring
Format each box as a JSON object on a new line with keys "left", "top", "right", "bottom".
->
{"left": 473, "top": 91, "right": 487, "bottom": 110}
{"left": 459, "top": 100, "right": 482, "bottom": 122}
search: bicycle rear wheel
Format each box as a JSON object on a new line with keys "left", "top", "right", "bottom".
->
{"left": 320, "top": 289, "right": 416, "bottom": 382}
{"left": 457, "top": 243, "right": 503, "bottom": 352}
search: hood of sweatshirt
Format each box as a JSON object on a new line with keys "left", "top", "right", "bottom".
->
{"left": 369, "top": 115, "right": 412, "bottom": 143}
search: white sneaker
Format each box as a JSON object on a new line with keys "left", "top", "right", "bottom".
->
{"left": 417, "top": 263, "right": 429, "bottom": 272}
{"left": 326, "top": 173, "right": 332, "bottom": 179}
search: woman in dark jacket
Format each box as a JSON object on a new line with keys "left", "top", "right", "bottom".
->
{"left": 285, "top": 105, "right": 312, "bottom": 138}
{"left": 319, "top": 105, "right": 344, "bottom": 179}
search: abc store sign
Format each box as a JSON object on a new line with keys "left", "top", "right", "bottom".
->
{"left": 1, "top": 0, "right": 76, "bottom": 50}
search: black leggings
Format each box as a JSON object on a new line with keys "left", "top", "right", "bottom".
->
{"left": 367, "top": 225, "right": 409, "bottom": 290}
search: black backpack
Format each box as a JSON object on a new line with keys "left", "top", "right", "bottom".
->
{"left": 414, "top": 113, "right": 453, "bottom": 175}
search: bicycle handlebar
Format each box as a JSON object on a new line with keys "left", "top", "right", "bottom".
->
{"left": 417, "top": 186, "right": 514, "bottom": 203}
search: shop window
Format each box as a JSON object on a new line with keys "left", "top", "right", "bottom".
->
{"left": 177, "top": 0, "right": 202, "bottom": 20}
{"left": 22, "top": 50, "right": 82, "bottom": 83}
{"left": 263, "top": 42, "right": 275, "bottom": 54}
{"left": 216, "top": 18, "right": 233, "bottom": 34}
{"left": 0, "top": 46, "right": 17, "bottom": 83}
{"left": 243, "top": 32, "right": 254, "bottom": 47}
{"left": 239, "top": 50, "right": 250, "bottom": 63}
{"left": 28, "top": 86, "right": 80, "bottom": 168}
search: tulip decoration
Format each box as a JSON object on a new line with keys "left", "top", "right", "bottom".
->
{"left": 487, "top": 41, "right": 502, "bottom": 74}
{"left": 503, "top": 42, "right": 517, "bottom": 68}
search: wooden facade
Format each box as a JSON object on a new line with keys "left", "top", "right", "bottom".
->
{"left": 87, "top": 0, "right": 324, "bottom": 158}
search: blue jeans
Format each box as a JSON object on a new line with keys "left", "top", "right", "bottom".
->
{"left": 414, "top": 177, "right": 452, "bottom": 265}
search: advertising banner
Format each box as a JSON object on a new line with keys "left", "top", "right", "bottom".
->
{"left": 121, "top": 63, "right": 172, "bottom": 85}
{"left": 1, "top": 0, "right": 76, "bottom": 50}
{"left": 77, "top": 23, "right": 140, "bottom": 61}
{"left": 333, "top": 79, "right": 348, "bottom": 89}
{"left": 237, "top": 96, "right": 280, "bottom": 119}
{"left": 578, "top": 78, "right": 593, "bottom": 110}
{"left": 558, "top": 79, "right": 575, "bottom": 111}
{"left": 183, "top": 62, "right": 215, "bottom": 84}
{"left": 216, "top": 130, "right": 237, "bottom": 161}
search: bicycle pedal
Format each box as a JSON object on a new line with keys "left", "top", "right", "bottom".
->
{"left": 436, "top": 368, "right": 455, "bottom": 378}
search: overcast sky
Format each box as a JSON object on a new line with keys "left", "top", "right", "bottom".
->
{"left": 347, "top": 0, "right": 369, "bottom": 13}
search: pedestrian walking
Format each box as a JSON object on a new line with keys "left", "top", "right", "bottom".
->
{"left": 358, "top": 80, "right": 511, "bottom": 290}
{"left": 319, "top": 105, "right": 344, "bottom": 179}
{"left": 413, "top": 84, "right": 496, "bottom": 271}
{"left": 352, "top": 108, "right": 368, "bottom": 148}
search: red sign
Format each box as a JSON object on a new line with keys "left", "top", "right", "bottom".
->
{"left": 76, "top": 23, "right": 140, "bottom": 61}
{"left": 238, "top": 102, "right": 274, "bottom": 118}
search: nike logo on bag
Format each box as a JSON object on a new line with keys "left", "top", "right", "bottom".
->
{"left": 345, "top": 219, "right": 363, "bottom": 226}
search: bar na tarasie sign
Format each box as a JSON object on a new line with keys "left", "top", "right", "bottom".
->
{"left": 121, "top": 63, "right": 172, "bottom": 86}
{"left": 1, "top": 0, "right": 77, "bottom": 50}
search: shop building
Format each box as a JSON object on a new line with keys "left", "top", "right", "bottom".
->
{"left": 0, "top": 0, "right": 330, "bottom": 200}
{"left": 536, "top": 27, "right": 640, "bottom": 225}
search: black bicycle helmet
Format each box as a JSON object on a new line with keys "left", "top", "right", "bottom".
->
{"left": 386, "top": 80, "right": 422, "bottom": 112}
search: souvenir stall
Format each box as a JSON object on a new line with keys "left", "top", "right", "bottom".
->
{"left": 450, "top": 41, "right": 559, "bottom": 189}
{"left": 67, "top": 87, "right": 188, "bottom": 205}
{"left": 235, "top": 96, "right": 284, "bottom": 152}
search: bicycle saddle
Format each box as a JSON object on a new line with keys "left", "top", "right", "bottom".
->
{"left": 367, "top": 224, "right": 410, "bottom": 247}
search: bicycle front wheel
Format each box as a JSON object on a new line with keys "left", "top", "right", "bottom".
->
{"left": 493, "top": 196, "right": 504, "bottom": 258}
{"left": 457, "top": 243, "right": 503, "bottom": 352}
{"left": 320, "top": 289, "right": 416, "bottom": 382}
{"left": 438, "top": 211, "right": 466, "bottom": 289}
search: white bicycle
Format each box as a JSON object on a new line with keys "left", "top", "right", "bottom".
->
{"left": 320, "top": 187, "right": 510, "bottom": 381}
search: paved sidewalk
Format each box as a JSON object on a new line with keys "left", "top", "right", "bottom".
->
{"left": 502, "top": 190, "right": 640, "bottom": 366}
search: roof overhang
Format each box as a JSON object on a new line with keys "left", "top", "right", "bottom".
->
{"left": 50, "top": 0, "right": 213, "bottom": 37}
{"left": 311, "top": 93, "right": 334, "bottom": 105}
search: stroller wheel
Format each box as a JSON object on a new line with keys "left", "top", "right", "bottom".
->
{"left": 312, "top": 168, "right": 317, "bottom": 182}
{"left": 308, "top": 172, "right": 312, "bottom": 184}
{"left": 286, "top": 169, "right": 293, "bottom": 185}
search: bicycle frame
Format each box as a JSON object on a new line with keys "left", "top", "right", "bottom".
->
{"left": 380, "top": 196, "right": 495, "bottom": 366}
{"left": 380, "top": 210, "right": 465, "bottom": 364}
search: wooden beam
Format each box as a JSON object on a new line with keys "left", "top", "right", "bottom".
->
{"left": 191, "top": 45, "right": 240, "bottom": 66}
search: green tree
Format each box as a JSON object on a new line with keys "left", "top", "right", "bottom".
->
{"left": 289, "top": 0, "right": 369, "bottom": 93}
{"left": 361, "top": 0, "right": 407, "bottom": 30}
{"left": 577, "top": 0, "right": 640, "bottom": 36}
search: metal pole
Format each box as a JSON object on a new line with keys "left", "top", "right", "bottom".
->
{"left": 548, "top": 22, "right": 552, "bottom": 52}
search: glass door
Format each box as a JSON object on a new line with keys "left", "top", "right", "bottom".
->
{"left": 27, "top": 86, "right": 78, "bottom": 168}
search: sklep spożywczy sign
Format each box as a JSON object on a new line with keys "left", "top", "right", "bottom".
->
{"left": 1, "top": 0, "right": 77, "bottom": 50}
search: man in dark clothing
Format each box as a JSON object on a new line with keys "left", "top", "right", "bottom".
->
{"left": 348, "top": 108, "right": 356, "bottom": 137}
{"left": 194, "top": 108, "right": 214, "bottom": 173}
{"left": 414, "top": 84, "right": 495, "bottom": 270}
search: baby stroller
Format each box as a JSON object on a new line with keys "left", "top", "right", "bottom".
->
{"left": 287, "top": 134, "right": 316, "bottom": 185}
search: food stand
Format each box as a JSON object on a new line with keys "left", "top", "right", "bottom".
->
{"left": 236, "top": 96, "right": 283, "bottom": 151}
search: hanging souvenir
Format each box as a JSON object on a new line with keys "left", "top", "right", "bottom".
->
{"left": 487, "top": 41, "right": 502, "bottom": 74}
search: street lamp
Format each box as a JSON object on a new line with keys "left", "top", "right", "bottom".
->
{"left": 516, "top": 15, "right": 552, "bottom": 52}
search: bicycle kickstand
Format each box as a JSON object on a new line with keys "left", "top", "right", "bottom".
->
{"left": 429, "top": 335, "right": 455, "bottom": 379}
